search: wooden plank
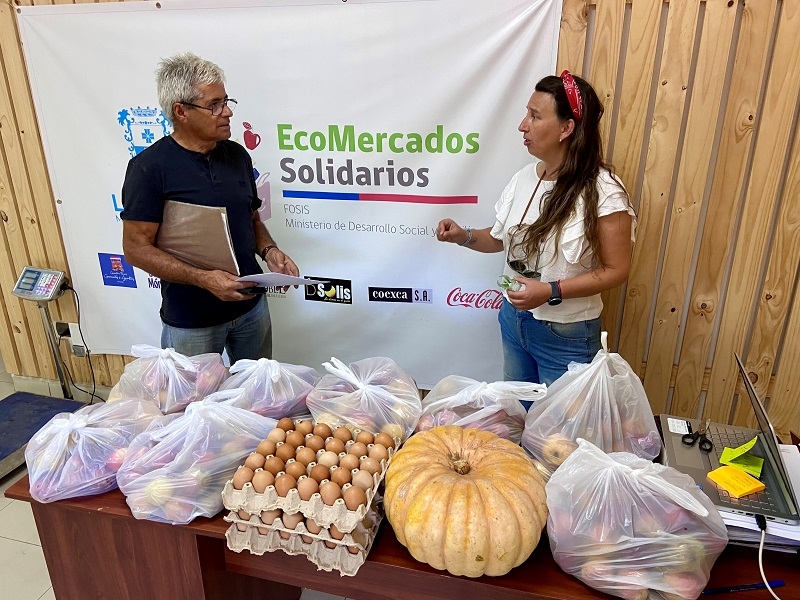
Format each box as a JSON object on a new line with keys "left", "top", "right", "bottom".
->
{"left": 672, "top": 0, "right": 778, "bottom": 418}
{"left": 588, "top": 0, "right": 625, "bottom": 154}
{"left": 770, "top": 287, "right": 800, "bottom": 437}
{"left": 557, "top": 0, "right": 589, "bottom": 75}
{"left": 644, "top": 0, "right": 738, "bottom": 413}
{"left": 600, "top": 0, "right": 662, "bottom": 350}
{"left": 737, "top": 113, "right": 800, "bottom": 424}
{"left": 705, "top": 0, "right": 800, "bottom": 424}
{"left": 618, "top": 0, "right": 700, "bottom": 376}
{"left": 105, "top": 353, "right": 127, "bottom": 385}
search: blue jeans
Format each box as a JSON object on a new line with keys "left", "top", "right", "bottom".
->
{"left": 161, "top": 296, "right": 272, "bottom": 363}
{"left": 499, "top": 299, "right": 601, "bottom": 409}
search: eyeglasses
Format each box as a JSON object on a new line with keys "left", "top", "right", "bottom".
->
{"left": 181, "top": 97, "right": 237, "bottom": 116}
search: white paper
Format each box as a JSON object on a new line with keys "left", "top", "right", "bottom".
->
{"left": 780, "top": 444, "right": 800, "bottom": 501}
{"left": 236, "top": 273, "right": 327, "bottom": 287}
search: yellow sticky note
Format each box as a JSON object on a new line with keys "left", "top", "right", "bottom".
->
{"left": 707, "top": 466, "right": 766, "bottom": 498}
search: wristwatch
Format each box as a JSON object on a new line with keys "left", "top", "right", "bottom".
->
{"left": 547, "top": 280, "right": 562, "bottom": 306}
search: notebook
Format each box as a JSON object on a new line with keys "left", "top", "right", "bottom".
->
{"left": 659, "top": 354, "right": 799, "bottom": 525}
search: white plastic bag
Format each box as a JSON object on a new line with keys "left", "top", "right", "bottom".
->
{"left": 219, "top": 358, "right": 318, "bottom": 418}
{"left": 547, "top": 440, "right": 728, "bottom": 600}
{"left": 306, "top": 356, "right": 421, "bottom": 441}
{"left": 116, "top": 400, "right": 275, "bottom": 524}
{"left": 522, "top": 333, "right": 661, "bottom": 473}
{"left": 107, "top": 344, "right": 229, "bottom": 413}
{"left": 25, "top": 399, "right": 163, "bottom": 503}
{"left": 416, "top": 376, "right": 543, "bottom": 443}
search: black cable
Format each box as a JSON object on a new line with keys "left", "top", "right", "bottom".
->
{"left": 755, "top": 514, "right": 783, "bottom": 600}
{"left": 60, "top": 285, "right": 104, "bottom": 405}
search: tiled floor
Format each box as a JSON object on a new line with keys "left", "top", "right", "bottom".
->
{"left": 0, "top": 357, "right": 348, "bottom": 600}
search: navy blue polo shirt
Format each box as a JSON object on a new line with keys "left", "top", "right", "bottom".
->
{"left": 121, "top": 136, "right": 262, "bottom": 328}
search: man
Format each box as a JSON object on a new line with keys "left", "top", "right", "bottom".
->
{"left": 122, "top": 52, "right": 298, "bottom": 362}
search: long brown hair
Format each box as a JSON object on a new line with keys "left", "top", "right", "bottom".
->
{"left": 511, "top": 74, "right": 627, "bottom": 269}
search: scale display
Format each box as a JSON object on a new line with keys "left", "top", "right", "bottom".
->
{"left": 12, "top": 267, "right": 66, "bottom": 302}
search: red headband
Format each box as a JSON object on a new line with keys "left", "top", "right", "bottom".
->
{"left": 560, "top": 70, "right": 583, "bottom": 120}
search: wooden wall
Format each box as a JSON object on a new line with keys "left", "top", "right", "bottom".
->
{"left": 0, "top": 0, "right": 799, "bottom": 437}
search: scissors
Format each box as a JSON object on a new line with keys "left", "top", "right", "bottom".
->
{"left": 682, "top": 418, "right": 713, "bottom": 452}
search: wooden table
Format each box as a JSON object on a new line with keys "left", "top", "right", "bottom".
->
{"left": 6, "top": 476, "right": 800, "bottom": 600}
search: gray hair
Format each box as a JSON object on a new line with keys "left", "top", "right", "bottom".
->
{"left": 156, "top": 52, "right": 226, "bottom": 122}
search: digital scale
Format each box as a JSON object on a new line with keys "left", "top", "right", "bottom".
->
{"left": 12, "top": 266, "right": 72, "bottom": 398}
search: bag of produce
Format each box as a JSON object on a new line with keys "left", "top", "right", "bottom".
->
{"left": 416, "top": 376, "right": 544, "bottom": 444}
{"left": 306, "top": 356, "right": 421, "bottom": 441}
{"left": 116, "top": 400, "right": 275, "bottom": 524}
{"left": 547, "top": 439, "right": 728, "bottom": 600}
{"left": 218, "top": 357, "right": 318, "bottom": 418}
{"left": 26, "top": 398, "right": 163, "bottom": 503}
{"left": 521, "top": 332, "right": 661, "bottom": 474}
{"left": 107, "top": 344, "right": 229, "bottom": 413}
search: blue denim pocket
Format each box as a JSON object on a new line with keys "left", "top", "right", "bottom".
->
{"left": 544, "top": 318, "right": 600, "bottom": 342}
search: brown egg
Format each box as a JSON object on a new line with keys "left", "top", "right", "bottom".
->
{"left": 282, "top": 511, "right": 304, "bottom": 530}
{"left": 267, "top": 427, "right": 287, "bottom": 443}
{"left": 325, "top": 437, "right": 346, "bottom": 454}
{"left": 319, "top": 480, "right": 342, "bottom": 505}
{"left": 317, "top": 450, "right": 339, "bottom": 468}
{"left": 368, "top": 443, "right": 389, "bottom": 463}
{"left": 351, "top": 469, "right": 374, "bottom": 492}
{"left": 275, "top": 442, "right": 296, "bottom": 463}
{"left": 244, "top": 452, "right": 266, "bottom": 471}
{"left": 305, "top": 517, "right": 322, "bottom": 534}
{"left": 277, "top": 417, "right": 295, "bottom": 432}
{"left": 343, "top": 484, "right": 367, "bottom": 510}
{"left": 260, "top": 508, "right": 282, "bottom": 526}
{"left": 338, "top": 453, "right": 360, "bottom": 472}
{"left": 297, "top": 476, "right": 319, "bottom": 501}
{"left": 348, "top": 442, "right": 368, "bottom": 458}
{"left": 274, "top": 473, "right": 297, "bottom": 497}
{"left": 330, "top": 466, "right": 352, "bottom": 487}
{"left": 360, "top": 457, "right": 381, "bottom": 476}
{"left": 333, "top": 426, "right": 353, "bottom": 443}
{"left": 232, "top": 466, "right": 254, "bottom": 490}
{"left": 309, "top": 463, "right": 331, "bottom": 484}
{"left": 252, "top": 469, "right": 275, "bottom": 493}
{"left": 313, "top": 423, "right": 332, "bottom": 439}
{"left": 355, "top": 430, "right": 374, "bottom": 445}
{"left": 285, "top": 460, "right": 307, "bottom": 480}
{"left": 285, "top": 430, "right": 306, "bottom": 448}
{"left": 373, "top": 432, "right": 395, "bottom": 450}
{"left": 325, "top": 540, "right": 337, "bottom": 549}
{"left": 295, "top": 420, "right": 314, "bottom": 436}
{"left": 256, "top": 439, "right": 277, "bottom": 457}
{"left": 329, "top": 524, "right": 346, "bottom": 540}
{"left": 295, "top": 446, "right": 316, "bottom": 467}
{"left": 347, "top": 545, "right": 360, "bottom": 555}
{"left": 263, "top": 455, "right": 285, "bottom": 477}
{"left": 304, "top": 435, "right": 325, "bottom": 453}
{"left": 237, "top": 509, "right": 250, "bottom": 521}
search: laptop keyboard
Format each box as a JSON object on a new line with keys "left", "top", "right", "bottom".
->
{"left": 705, "top": 423, "right": 778, "bottom": 511}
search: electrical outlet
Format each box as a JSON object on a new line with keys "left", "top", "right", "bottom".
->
{"left": 72, "top": 344, "right": 86, "bottom": 358}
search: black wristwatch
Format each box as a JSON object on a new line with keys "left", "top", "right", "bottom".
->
{"left": 547, "top": 280, "right": 562, "bottom": 306}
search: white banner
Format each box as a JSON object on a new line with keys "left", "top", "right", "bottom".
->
{"left": 18, "top": 0, "right": 560, "bottom": 388}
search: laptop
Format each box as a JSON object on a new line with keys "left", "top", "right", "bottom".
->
{"left": 659, "top": 354, "right": 799, "bottom": 525}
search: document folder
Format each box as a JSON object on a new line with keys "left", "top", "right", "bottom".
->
{"left": 155, "top": 200, "right": 240, "bottom": 275}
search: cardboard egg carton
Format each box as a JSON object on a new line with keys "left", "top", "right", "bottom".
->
{"left": 222, "top": 438, "right": 396, "bottom": 532}
{"left": 224, "top": 502, "right": 381, "bottom": 551}
{"left": 224, "top": 508, "right": 382, "bottom": 577}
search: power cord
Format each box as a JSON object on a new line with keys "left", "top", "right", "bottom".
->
{"left": 755, "top": 514, "right": 783, "bottom": 600}
{"left": 58, "top": 284, "right": 104, "bottom": 405}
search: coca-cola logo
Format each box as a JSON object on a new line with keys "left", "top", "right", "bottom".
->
{"left": 446, "top": 288, "right": 503, "bottom": 309}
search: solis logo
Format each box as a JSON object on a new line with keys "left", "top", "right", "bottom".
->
{"left": 305, "top": 277, "right": 352, "bottom": 304}
{"left": 368, "top": 287, "right": 433, "bottom": 303}
{"left": 447, "top": 288, "right": 503, "bottom": 309}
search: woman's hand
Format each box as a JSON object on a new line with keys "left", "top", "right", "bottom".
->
{"left": 435, "top": 219, "right": 467, "bottom": 244}
{"left": 506, "top": 278, "right": 551, "bottom": 311}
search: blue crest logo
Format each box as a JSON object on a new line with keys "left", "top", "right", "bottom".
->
{"left": 118, "top": 106, "right": 172, "bottom": 156}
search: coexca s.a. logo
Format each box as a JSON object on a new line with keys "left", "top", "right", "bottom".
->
{"left": 305, "top": 277, "right": 352, "bottom": 304}
{"left": 117, "top": 107, "right": 172, "bottom": 157}
{"left": 368, "top": 287, "right": 433, "bottom": 303}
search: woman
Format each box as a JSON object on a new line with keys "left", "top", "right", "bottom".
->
{"left": 436, "top": 72, "right": 635, "bottom": 391}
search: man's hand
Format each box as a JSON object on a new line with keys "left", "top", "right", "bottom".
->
{"left": 201, "top": 270, "right": 256, "bottom": 301}
{"left": 265, "top": 248, "right": 299, "bottom": 277}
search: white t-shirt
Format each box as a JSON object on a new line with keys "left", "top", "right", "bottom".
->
{"left": 490, "top": 161, "right": 636, "bottom": 323}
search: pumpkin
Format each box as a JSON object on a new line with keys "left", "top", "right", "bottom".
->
{"left": 384, "top": 425, "right": 548, "bottom": 577}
